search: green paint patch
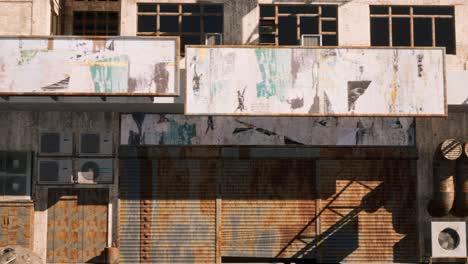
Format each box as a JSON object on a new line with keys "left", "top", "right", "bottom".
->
{"left": 255, "top": 49, "right": 291, "bottom": 99}
{"left": 19, "top": 50, "right": 47, "bottom": 65}
{"left": 90, "top": 55, "right": 129, "bottom": 93}
{"left": 164, "top": 121, "right": 197, "bottom": 145}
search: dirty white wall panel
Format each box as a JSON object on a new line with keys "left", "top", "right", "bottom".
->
{"left": 120, "top": 114, "right": 415, "bottom": 146}
{"left": 0, "top": 37, "right": 178, "bottom": 95}
{"left": 186, "top": 47, "right": 445, "bottom": 116}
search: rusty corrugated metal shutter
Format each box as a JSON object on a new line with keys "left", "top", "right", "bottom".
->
{"left": 221, "top": 159, "right": 317, "bottom": 260}
{"left": 119, "top": 158, "right": 217, "bottom": 264}
{"left": 317, "top": 160, "right": 417, "bottom": 263}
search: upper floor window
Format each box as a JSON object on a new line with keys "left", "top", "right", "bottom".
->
{"left": 370, "top": 6, "right": 455, "bottom": 54}
{"left": 259, "top": 4, "right": 338, "bottom": 46}
{"left": 137, "top": 3, "right": 224, "bottom": 53}
{"left": 73, "top": 11, "right": 119, "bottom": 35}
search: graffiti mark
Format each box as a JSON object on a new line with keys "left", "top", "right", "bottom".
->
{"left": 205, "top": 116, "right": 214, "bottom": 135}
{"left": 348, "top": 81, "right": 372, "bottom": 111}
{"left": 233, "top": 119, "right": 304, "bottom": 145}
{"left": 355, "top": 120, "right": 375, "bottom": 145}
{"left": 41, "top": 76, "right": 70, "bottom": 90}
{"left": 287, "top": 97, "right": 304, "bottom": 109}
{"left": 193, "top": 65, "right": 202, "bottom": 94}
{"left": 324, "top": 91, "right": 333, "bottom": 113}
{"left": 128, "top": 113, "right": 146, "bottom": 145}
{"left": 108, "top": 40, "right": 115, "bottom": 51}
{"left": 167, "top": 121, "right": 197, "bottom": 145}
{"left": 417, "top": 54, "right": 424, "bottom": 77}
{"left": 153, "top": 63, "right": 169, "bottom": 93}
{"left": 236, "top": 87, "right": 246, "bottom": 112}
{"left": 157, "top": 114, "right": 169, "bottom": 124}
{"left": 128, "top": 78, "right": 137, "bottom": 93}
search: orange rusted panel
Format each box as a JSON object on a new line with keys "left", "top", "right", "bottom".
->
{"left": 221, "top": 160, "right": 317, "bottom": 259}
{"left": 47, "top": 189, "right": 108, "bottom": 263}
{"left": 119, "top": 159, "right": 217, "bottom": 263}
{"left": 0, "top": 201, "right": 33, "bottom": 249}
{"left": 317, "top": 160, "right": 417, "bottom": 263}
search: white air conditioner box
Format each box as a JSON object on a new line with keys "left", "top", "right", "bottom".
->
{"left": 78, "top": 132, "right": 112, "bottom": 156}
{"left": 39, "top": 132, "right": 73, "bottom": 156}
{"left": 77, "top": 159, "right": 113, "bottom": 184}
{"left": 432, "top": 221, "right": 467, "bottom": 258}
{"left": 205, "top": 33, "right": 223, "bottom": 45}
{"left": 37, "top": 159, "right": 73, "bottom": 184}
{"left": 301, "top": 34, "right": 322, "bottom": 46}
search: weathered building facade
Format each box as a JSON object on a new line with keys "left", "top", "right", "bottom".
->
{"left": 0, "top": 0, "right": 467, "bottom": 263}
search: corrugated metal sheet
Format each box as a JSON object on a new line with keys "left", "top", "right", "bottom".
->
{"left": 221, "top": 160, "right": 317, "bottom": 259}
{"left": 119, "top": 159, "right": 217, "bottom": 264}
{"left": 119, "top": 147, "right": 418, "bottom": 263}
{"left": 317, "top": 160, "right": 417, "bottom": 263}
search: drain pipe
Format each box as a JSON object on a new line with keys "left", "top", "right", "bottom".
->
{"left": 429, "top": 139, "right": 462, "bottom": 217}
{"left": 453, "top": 143, "right": 468, "bottom": 216}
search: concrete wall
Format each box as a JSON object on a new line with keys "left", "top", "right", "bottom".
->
{"left": 0, "top": 112, "right": 120, "bottom": 262}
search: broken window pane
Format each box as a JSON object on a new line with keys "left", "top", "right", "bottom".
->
{"left": 160, "top": 16, "right": 178, "bottom": 32}
{"left": 413, "top": 6, "right": 453, "bottom": 15}
{"left": 279, "top": 17, "right": 297, "bottom": 45}
{"left": 138, "top": 4, "right": 156, "bottom": 13}
{"left": 322, "top": 35, "right": 337, "bottom": 46}
{"left": 414, "top": 18, "right": 432, "bottom": 46}
{"left": 182, "top": 16, "right": 201, "bottom": 32}
{"left": 370, "top": 6, "right": 389, "bottom": 15}
{"left": 138, "top": 15, "right": 156, "bottom": 32}
{"left": 392, "top": 18, "right": 411, "bottom": 46}
{"left": 436, "top": 18, "right": 456, "bottom": 54}
{"left": 300, "top": 17, "right": 319, "bottom": 35}
{"left": 371, "top": 18, "right": 390, "bottom": 46}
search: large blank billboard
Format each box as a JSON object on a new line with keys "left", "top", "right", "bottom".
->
{"left": 0, "top": 36, "right": 179, "bottom": 96}
{"left": 185, "top": 46, "right": 446, "bottom": 116}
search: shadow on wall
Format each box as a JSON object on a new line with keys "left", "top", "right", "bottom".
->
{"left": 118, "top": 147, "right": 418, "bottom": 263}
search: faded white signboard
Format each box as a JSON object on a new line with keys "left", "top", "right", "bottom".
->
{"left": 0, "top": 36, "right": 179, "bottom": 95}
{"left": 186, "top": 47, "right": 446, "bottom": 116}
{"left": 121, "top": 114, "right": 415, "bottom": 146}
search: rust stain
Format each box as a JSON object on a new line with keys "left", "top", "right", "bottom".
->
{"left": 128, "top": 77, "right": 137, "bottom": 93}
{"left": 47, "top": 39, "right": 54, "bottom": 50}
{"left": 153, "top": 63, "right": 169, "bottom": 93}
{"left": 92, "top": 40, "right": 106, "bottom": 52}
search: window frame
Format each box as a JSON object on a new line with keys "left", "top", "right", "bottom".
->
{"left": 136, "top": 3, "right": 224, "bottom": 51}
{"left": 369, "top": 5, "right": 456, "bottom": 54}
{"left": 259, "top": 3, "right": 339, "bottom": 46}
{"left": 73, "top": 11, "right": 120, "bottom": 36}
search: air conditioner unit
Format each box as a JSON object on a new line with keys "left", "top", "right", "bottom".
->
{"left": 301, "top": 34, "right": 322, "bottom": 46}
{"left": 39, "top": 132, "right": 73, "bottom": 156}
{"left": 6, "top": 151, "right": 31, "bottom": 177}
{"left": 79, "top": 132, "right": 113, "bottom": 156}
{"left": 205, "top": 33, "right": 223, "bottom": 45}
{"left": 431, "top": 221, "right": 467, "bottom": 258}
{"left": 77, "top": 159, "right": 113, "bottom": 184}
{"left": 37, "top": 159, "right": 73, "bottom": 184}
